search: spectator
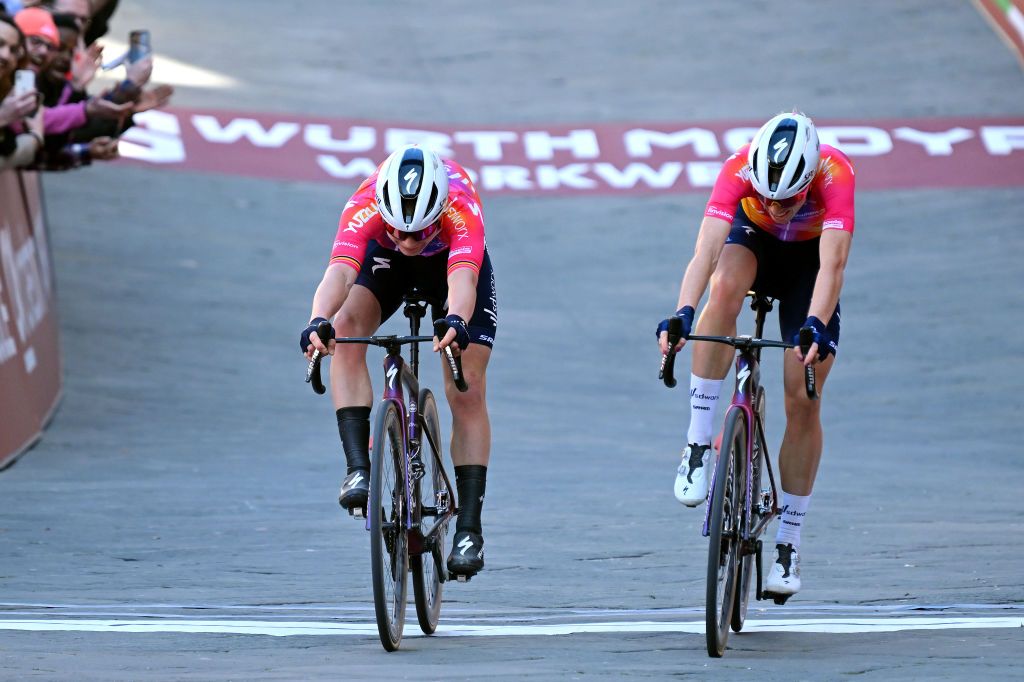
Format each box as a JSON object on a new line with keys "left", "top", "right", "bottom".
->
{"left": 33, "top": 11, "right": 118, "bottom": 168}
{"left": 0, "top": 12, "right": 44, "bottom": 169}
{"left": 16, "top": 7, "right": 128, "bottom": 139}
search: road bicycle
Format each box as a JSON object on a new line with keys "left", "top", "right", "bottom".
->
{"left": 305, "top": 290, "right": 468, "bottom": 651}
{"left": 660, "top": 292, "right": 817, "bottom": 658}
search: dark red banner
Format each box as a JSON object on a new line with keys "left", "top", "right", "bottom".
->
{"left": 116, "top": 109, "right": 1024, "bottom": 194}
{"left": 0, "top": 171, "right": 62, "bottom": 468}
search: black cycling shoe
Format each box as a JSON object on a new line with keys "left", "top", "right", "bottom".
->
{"left": 338, "top": 469, "right": 369, "bottom": 512}
{"left": 447, "top": 530, "right": 484, "bottom": 579}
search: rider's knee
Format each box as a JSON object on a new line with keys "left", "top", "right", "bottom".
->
{"left": 706, "top": 273, "right": 746, "bottom": 317}
{"left": 784, "top": 387, "right": 820, "bottom": 422}
{"left": 446, "top": 373, "right": 486, "bottom": 415}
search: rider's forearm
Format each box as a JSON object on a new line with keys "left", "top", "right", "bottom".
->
{"left": 807, "top": 230, "right": 851, "bottom": 323}
{"left": 676, "top": 216, "right": 730, "bottom": 310}
{"left": 807, "top": 265, "right": 843, "bottom": 324}
{"left": 309, "top": 264, "right": 356, "bottom": 321}
{"left": 446, "top": 268, "right": 478, "bottom": 320}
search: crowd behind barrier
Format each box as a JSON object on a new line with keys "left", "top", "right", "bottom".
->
{"left": 0, "top": 168, "right": 59, "bottom": 468}
{"left": 1, "top": 1, "right": 170, "bottom": 465}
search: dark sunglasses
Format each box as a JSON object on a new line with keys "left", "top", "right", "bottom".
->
{"left": 385, "top": 222, "right": 440, "bottom": 242}
{"left": 760, "top": 189, "right": 808, "bottom": 211}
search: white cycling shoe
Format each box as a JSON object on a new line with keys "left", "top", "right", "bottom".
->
{"left": 673, "top": 443, "right": 712, "bottom": 507}
{"left": 765, "top": 543, "right": 801, "bottom": 598}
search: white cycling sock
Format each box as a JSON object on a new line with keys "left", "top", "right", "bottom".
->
{"left": 775, "top": 491, "right": 811, "bottom": 548}
{"left": 686, "top": 374, "right": 722, "bottom": 446}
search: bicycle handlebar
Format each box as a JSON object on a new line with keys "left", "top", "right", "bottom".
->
{"left": 798, "top": 327, "right": 819, "bottom": 400}
{"left": 659, "top": 327, "right": 817, "bottom": 398}
{"left": 304, "top": 321, "right": 469, "bottom": 394}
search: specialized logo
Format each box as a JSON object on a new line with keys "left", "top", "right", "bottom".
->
{"left": 772, "top": 138, "right": 789, "bottom": 163}
{"left": 371, "top": 256, "right": 391, "bottom": 274}
{"left": 737, "top": 365, "right": 752, "bottom": 392}
{"left": 386, "top": 365, "right": 398, "bottom": 389}
{"left": 458, "top": 535, "right": 475, "bottom": 555}
{"left": 744, "top": 225, "right": 755, "bottom": 236}
{"left": 344, "top": 472, "right": 365, "bottom": 490}
{"left": 403, "top": 167, "right": 419, "bottom": 194}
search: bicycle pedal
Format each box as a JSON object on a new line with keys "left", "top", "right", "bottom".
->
{"left": 452, "top": 573, "right": 471, "bottom": 583}
{"left": 349, "top": 506, "right": 366, "bottom": 519}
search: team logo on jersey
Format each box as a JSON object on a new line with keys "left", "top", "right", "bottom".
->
{"left": 345, "top": 205, "right": 379, "bottom": 233}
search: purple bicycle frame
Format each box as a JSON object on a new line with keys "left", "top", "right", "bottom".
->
{"left": 365, "top": 351, "right": 422, "bottom": 532}
{"left": 700, "top": 342, "right": 779, "bottom": 540}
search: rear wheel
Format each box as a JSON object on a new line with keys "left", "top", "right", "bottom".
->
{"left": 412, "top": 388, "right": 447, "bottom": 635}
{"left": 370, "top": 401, "right": 408, "bottom": 652}
{"left": 706, "top": 407, "right": 745, "bottom": 657}
{"left": 732, "top": 387, "right": 764, "bottom": 632}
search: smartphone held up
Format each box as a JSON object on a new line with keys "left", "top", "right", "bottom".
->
{"left": 102, "top": 29, "right": 154, "bottom": 70}
{"left": 127, "top": 30, "right": 151, "bottom": 63}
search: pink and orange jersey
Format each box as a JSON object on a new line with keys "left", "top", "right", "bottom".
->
{"left": 705, "top": 144, "right": 856, "bottom": 242}
{"left": 330, "top": 159, "right": 486, "bottom": 276}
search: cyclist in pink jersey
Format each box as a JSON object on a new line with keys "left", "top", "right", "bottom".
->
{"left": 657, "top": 112, "right": 855, "bottom": 599}
{"left": 301, "top": 145, "right": 496, "bottom": 578}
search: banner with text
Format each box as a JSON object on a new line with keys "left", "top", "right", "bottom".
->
{"left": 0, "top": 170, "right": 62, "bottom": 469}
{"left": 116, "top": 109, "right": 1024, "bottom": 194}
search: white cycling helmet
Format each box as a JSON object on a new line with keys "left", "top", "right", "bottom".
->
{"left": 748, "top": 112, "right": 820, "bottom": 200}
{"left": 375, "top": 145, "right": 450, "bottom": 233}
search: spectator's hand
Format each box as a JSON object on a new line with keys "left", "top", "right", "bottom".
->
{"left": 132, "top": 84, "right": 174, "bottom": 114}
{"left": 0, "top": 92, "right": 39, "bottom": 127}
{"left": 88, "top": 136, "right": 120, "bottom": 161}
{"left": 125, "top": 55, "right": 153, "bottom": 88}
{"left": 72, "top": 42, "right": 104, "bottom": 90}
{"left": 25, "top": 104, "right": 44, "bottom": 139}
{"left": 85, "top": 96, "right": 133, "bottom": 120}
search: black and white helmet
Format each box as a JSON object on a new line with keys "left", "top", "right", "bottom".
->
{"left": 748, "top": 112, "right": 820, "bottom": 200}
{"left": 375, "top": 145, "right": 450, "bottom": 233}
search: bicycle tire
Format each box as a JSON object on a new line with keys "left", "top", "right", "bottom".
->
{"left": 370, "top": 400, "right": 408, "bottom": 652}
{"left": 732, "top": 386, "right": 764, "bottom": 632}
{"left": 706, "top": 407, "right": 745, "bottom": 658}
{"left": 412, "top": 388, "right": 447, "bottom": 635}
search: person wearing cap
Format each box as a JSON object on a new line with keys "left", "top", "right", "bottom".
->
{"left": 13, "top": 6, "right": 56, "bottom": 72}
{"left": 16, "top": 7, "right": 127, "bottom": 139}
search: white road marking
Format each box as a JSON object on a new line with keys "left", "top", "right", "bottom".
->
{"left": 0, "top": 616, "right": 1020, "bottom": 637}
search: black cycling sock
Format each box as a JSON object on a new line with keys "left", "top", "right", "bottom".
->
{"left": 454, "top": 465, "right": 487, "bottom": 535}
{"left": 336, "top": 407, "right": 371, "bottom": 474}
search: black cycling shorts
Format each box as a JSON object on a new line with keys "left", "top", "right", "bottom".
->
{"left": 354, "top": 242, "right": 497, "bottom": 348}
{"left": 725, "top": 206, "right": 840, "bottom": 352}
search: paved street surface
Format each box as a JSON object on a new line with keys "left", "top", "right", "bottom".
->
{"left": 2, "top": 1, "right": 1023, "bottom": 679}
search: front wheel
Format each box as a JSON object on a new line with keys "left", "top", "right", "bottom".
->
{"left": 706, "top": 407, "right": 745, "bottom": 658}
{"left": 412, "top": 388, "right": 447, "bottom": 635}
{"left": 370, "top": 400, "right": 408, "bottom": 652}
{"left": 732, "top": 387, "right": 764, "bottom": 632}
